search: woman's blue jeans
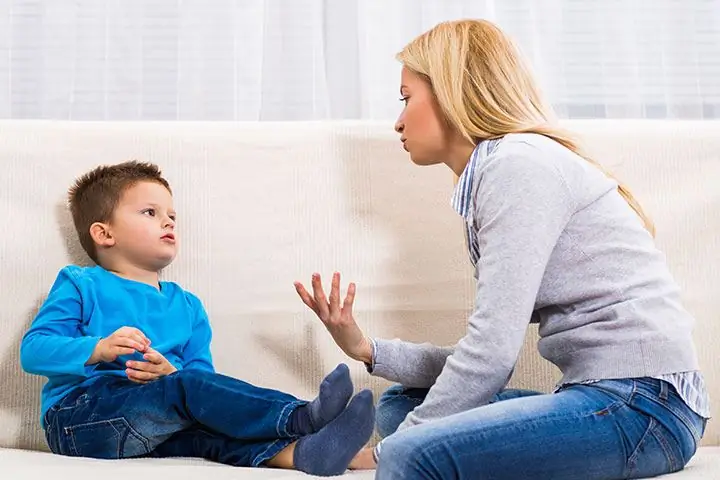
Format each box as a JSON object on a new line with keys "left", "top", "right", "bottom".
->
{"left": 375, "top": 377, "right": 706, "bottom": 479}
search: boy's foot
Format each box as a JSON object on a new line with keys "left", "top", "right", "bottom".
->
{"left": 293, "top": 389, "right": 375, "bottom": 476}
{"left": 290, "top": 363, "right": 353, "bottom": 434}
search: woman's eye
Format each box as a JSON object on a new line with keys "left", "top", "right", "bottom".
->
{"left": 399, "top": 96, "right": 408, "bottom": 105}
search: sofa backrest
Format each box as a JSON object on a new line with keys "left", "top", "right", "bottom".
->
{"left": 0, "top": 120, "right": 718, "bottom": 451}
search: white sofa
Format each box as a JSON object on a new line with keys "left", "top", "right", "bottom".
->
{"left": 0, "top": 120, "right": 718, "bottom": 479}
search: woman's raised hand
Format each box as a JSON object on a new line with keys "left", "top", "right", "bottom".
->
{"left": 294, "top": 272, "right": 373, "bottom": 364}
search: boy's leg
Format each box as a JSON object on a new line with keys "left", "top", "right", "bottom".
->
{"left": 376, "top": 384, "right": 542, "bottom": 438}
{"left": 45, "top": 364, "right": 354, "bottom": 459}
{"left": 150, "top": 389, "right": 376, "bottom": 476}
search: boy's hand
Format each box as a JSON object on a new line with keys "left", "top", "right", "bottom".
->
{"left": 125, "top": 348, "right": 177, "bottom": 384}
{"left": 87, "top": 326, "right": 151, "bottom": 365}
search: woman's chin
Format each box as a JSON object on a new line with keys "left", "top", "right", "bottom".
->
{"left": 409, "top": 152, "right": 440, "bottom": 167}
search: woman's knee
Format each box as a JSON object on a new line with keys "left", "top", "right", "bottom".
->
{"left": 376, "top": 431, "right": 442, "bottom": 480}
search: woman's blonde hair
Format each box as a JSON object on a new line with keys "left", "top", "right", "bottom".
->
{"left": 397, "top": 19, "right": 655, "bottom": 236}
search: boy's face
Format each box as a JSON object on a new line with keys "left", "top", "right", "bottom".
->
{"left": 102, "top": 180, "right": 178, "bottom": 271}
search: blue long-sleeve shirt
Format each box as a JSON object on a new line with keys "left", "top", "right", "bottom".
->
{"left": 20, "top": 265, "right": 215, "bottom": 426}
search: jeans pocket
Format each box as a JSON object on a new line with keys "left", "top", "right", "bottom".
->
{"left": 626, "top": 418, "right": 683, "bottom": 478}
{"left": 66, "top": 418, "right": 150, "bottom": 459}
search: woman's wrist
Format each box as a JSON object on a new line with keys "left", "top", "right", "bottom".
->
{"left": 353, "top": 336, "right": 374, "bottom": 365}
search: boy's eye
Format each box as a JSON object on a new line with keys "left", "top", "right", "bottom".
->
{"left": 169, "top": 215, "right": 176, "bottom": 221}
{"left": 143, "top": 209, "right": 156, "bottom": 217}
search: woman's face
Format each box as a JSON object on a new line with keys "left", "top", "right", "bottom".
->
{"left": 394, "top": 67, "right": 452, "bottom": 166}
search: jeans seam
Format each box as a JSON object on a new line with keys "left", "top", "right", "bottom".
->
{"left": 66, "top": 417, "right": 151, "bottom": 459}
{"left": 633, "top": 388, "right": 701, "bottom": 444}
{"left": 651, "top": 422, "right": 682, "bottom": 472}
{"left": 580, "top": 381, "right": 635, "bottom": 406}
{"left": 626, "top": 416, "right": 655, "bottom": 473}
{"left": 397, "top": 394, "right": 424, "bottom": 406}
{"left": 277, "top": 400, "right": 304, "bottom": 438}
{"left": 121, "top": 418, "right": 151, "bottom": 456}
{"left": 252, "top": 438, "right": 294, "bottom": 467}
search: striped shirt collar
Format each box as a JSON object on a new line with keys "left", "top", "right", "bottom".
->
{"left": 451, "top": 139, "right": 498, "bottom": 219}
{"left": 450, "top": 145, "right": 480, "bottom": 219}
{"left": 450, "top": 138, "right": 502, "bottom": 218}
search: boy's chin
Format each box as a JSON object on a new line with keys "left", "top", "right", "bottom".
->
{"left": 151, "top": 254, "right": 177, "bottom": 272}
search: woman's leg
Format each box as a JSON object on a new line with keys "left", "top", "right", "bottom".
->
{"left": 376, "top": 384, "right": 543, "bottom": 438}
{"left": 375, "top": 378, "right": 704, "bottom": 480}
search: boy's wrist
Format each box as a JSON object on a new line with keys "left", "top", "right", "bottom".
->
{"left": 85, "top": 338, "right": 105, "bottom": 365}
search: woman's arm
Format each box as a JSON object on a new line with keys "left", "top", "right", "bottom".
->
{"left": 367, "top": 337, "right": 454, "bottom": 388}
{"left": 295, "top": 273, "right": 456, "bottom": 386}
{"left": 395, "top": 140, "right": 576, "bottom": 431}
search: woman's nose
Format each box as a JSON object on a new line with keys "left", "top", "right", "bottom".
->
{"left": 394, "top": 117, "right": 404, "bottom": 134}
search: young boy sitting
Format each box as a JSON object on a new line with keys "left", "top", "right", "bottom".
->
{"left": 20, "top": 160, "right": 374, "bottom": 476}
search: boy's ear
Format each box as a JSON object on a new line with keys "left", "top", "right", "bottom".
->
{"left": 89, "top": 222, "right": 116, "bottom": 248}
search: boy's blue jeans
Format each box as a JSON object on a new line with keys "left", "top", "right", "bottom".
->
{"left": 43, "top": 369, "right": 306, "bottom": 467}
{"left": 374, "top": 377, "right": 706, "bottom": 479}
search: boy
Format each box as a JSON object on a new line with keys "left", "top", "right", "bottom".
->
{"left": 20, "top": 161, "right": 374, "bottom": 476}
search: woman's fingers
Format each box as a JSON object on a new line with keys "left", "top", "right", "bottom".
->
{"left": 311, "top": 274, "right": 330, "bottom": 319}
{"left": 294, "top": 282, "right": 319, "bottom": 313}
{"left": 329, "top": 272, "right": 341, "bottom": 315}
{"left": 343, "top": 282, "right": 356, "bottom": 314}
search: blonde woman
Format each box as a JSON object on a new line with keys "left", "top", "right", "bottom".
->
{"left": 295, "top": 19, "right": 709, "bottom": 479}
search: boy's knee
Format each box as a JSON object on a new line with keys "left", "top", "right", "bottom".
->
{"left": 171, "top": 368, "right": 216, "bottom": 388}
{"left": 376, "top": 385, "right": 410, "bottom": 438}
{"left": 378, "top": 384, "right": 407, "bottom": 404}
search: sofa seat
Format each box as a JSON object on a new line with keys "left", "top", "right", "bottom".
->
{"left": 1, "top": 447, "right": 719, "bottom": 479}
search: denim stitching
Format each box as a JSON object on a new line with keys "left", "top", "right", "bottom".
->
{"left": 651, "top": 422, "right": 681, "bottom": 472}
{"left": 276, "top": 400, "right": 303, "bottom": 438}
{"left": 252, "top": 438, "right": 293, "bottom": 467}
{"left": 395, "top": 394, "right": 424, "bottom": 406}
{"left": 66, "top": 418, "right": 150, "bottom": 459}
{"left": 121, "top": 418, "right": 151, "bottom": 457}
{"left": 633, "top": 387, "right": 701, "bottom": 444}
{"left": 626, "top": 417, "right": 656, "bottom": 474}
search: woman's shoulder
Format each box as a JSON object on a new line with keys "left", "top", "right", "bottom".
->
{"left": 491, "top": 133, "right": 573, "bottom": 162}
{"left": 478, "top": 133, "right": 570, "bottom": 179}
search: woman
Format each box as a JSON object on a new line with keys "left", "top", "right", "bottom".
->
{"left": 295, "top": 19, "right": 709, "bottom": 479}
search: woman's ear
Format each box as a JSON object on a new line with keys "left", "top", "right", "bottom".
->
{"left": 89, "top": 222, "right": 115, "bottom": 248}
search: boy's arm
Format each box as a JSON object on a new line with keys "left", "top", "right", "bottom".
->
{"left": 20, "top": 268, "right": 103, "bottom": 378}
{"left": 180, "top": 294, "right": 215, "bottom": 373}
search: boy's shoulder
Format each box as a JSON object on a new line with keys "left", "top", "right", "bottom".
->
{"left": 54, "top": 264, "right": 105, "bottom": 284}
{"left": 158, "top": 280, "right": 206, "bottom": 310}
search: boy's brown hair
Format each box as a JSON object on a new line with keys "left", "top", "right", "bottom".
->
{"left": 68, "top": 161, "right": 172, "bottom": 264}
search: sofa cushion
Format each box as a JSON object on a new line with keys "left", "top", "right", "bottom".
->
{"left": 1, "top": 447, "right": 719, "bottom": 479}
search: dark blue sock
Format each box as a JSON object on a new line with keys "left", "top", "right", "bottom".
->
{"left": 290, "top": 363, "right": 353, "bottom": 435}
{"left": 293, "top": 389, "right": 375, "bottom": 476}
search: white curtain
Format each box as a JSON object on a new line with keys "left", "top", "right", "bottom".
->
{"left": 0, "top": 0, "right": 718, "bottom": 121}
